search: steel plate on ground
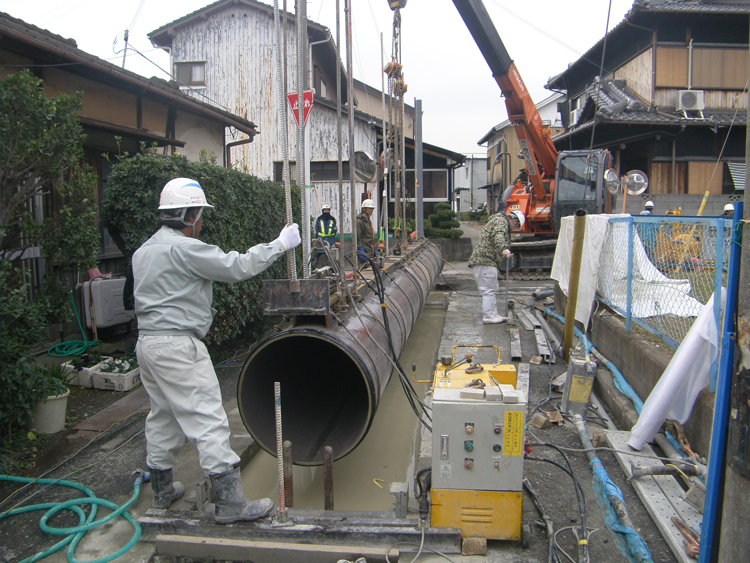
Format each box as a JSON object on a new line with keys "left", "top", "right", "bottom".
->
{"left": 605, "top": 430, "right": 701, "bottom": 563}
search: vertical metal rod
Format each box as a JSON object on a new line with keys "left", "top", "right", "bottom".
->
{"left": 626, "top": 217, "right": 634, "bottom": 332}
{"left": 415, "top": 98, "right": 423, "bottom": 238}
{"left": 323, "top": 445, "right": 334, "bottom": 510}
{"left": 505, "top": 254, "right": 510, "bottom": 316}
{"left": 381, "top": 32, "right": 389, "bottom": 256}
{"left": 336, "top": 0, "right": 344, "bottom": 284}
{"left": 283, "top": 440, "right": 294, "bottom": 508}
{"left": 273, "top": 0, "right": 296, "bottom": 283}
{"left": 563, "top": 209, "right": 587, "bottom": 363}
{"left": 710, "top": 217, "right": 725, "bottom": 393}
{"left": 274, "top": 382, "right": 289, "bottom": 522}
{"left": 345, "top": 0, "right": 357, "bottom": 268}
{"left": 699, "top": 202, "right": 741, "bottom": 563}
{"left": 296, "top": 0, "right": 308, "bottom": 277}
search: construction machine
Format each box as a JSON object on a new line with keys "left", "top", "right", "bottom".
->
{"left": 453, "top": 0, "right": 640, "bottom": 272}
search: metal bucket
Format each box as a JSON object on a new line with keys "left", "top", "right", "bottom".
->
{"left": 237, "top": 240, "right": 443, "bottom": 465}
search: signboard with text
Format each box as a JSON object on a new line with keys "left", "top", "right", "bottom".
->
{"left": 287, "top": 90, "right": 314, "bottom": 127}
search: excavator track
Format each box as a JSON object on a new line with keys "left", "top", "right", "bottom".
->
{"left": 500, "top": 270, "right": 551, "bottom": 281}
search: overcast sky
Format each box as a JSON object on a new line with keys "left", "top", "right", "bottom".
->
{"left": 3, "top": 0, "right": 634, "bottom": 155}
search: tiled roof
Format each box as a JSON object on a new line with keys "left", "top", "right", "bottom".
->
{"left": 0, "top": 11, "right": 259, "bottom": 136}
{"left": 633, "top": 0, "right": 750, "bottom": 14}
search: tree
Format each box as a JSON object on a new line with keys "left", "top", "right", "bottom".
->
{"left": 0, "top": 70, "right": 98, "bottom": 268}
{"left": 425, "top": 202, "right": 464, "bottom": 239}
{"left": 0, "top": 70, "right": 99, "bottom": 438}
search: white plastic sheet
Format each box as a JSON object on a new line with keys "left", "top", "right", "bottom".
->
{"left": 551, "top": 214, "right": 619, "bottom": 330}
{"left": 628, "top": 288, "right": 726, "bottom": 451}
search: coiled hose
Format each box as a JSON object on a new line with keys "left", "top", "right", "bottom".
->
{"left": 0, "top": 472, "right": 143, "bottom": 563}
{"left": 47, "top": 290, "right": 100, "bottom": 358}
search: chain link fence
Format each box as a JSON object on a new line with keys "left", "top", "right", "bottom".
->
{"left": 596, "top": 215, "right": 732, "bottom": 349}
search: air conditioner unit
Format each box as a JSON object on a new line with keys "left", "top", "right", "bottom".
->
{"left": 570, "top": 108, "right": 582, "bottom": 125}
{"left": 676, "top": 90, "right": 705, "bottom": 111}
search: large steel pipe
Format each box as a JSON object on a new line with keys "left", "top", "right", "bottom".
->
{"left": 237, "top": 241, "right": 443, "bottom": 465}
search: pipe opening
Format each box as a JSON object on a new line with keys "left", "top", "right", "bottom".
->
{"left": 237, "top": 332, "right": 373, "bottom": 465}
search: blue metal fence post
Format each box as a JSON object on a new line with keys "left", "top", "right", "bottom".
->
{"left": 626, "top": 217, "right": 634, "bottom": 331}
{"left": 709, "top": 217, "right": 725, "bottom": 393}
{"left": 698, "top": 202, "right": 742, "bottom": 563}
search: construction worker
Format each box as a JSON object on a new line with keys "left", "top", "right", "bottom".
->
{"left": 132, "top": 178, "right": 301, "bottom": 523}
{"left": 724, "top": 203, "right": 735, "bottom": 218}
{"left": 314, "top": 203, "right": 338, "bottom": 267}
{"left": 468, "top": 210, "right": 525, "bottom": 324}
{"left": 356, "top": 199, "right": 376, "bottom": 261}
{"left": 640, "top": 200, "right": 655, "bottom": 215}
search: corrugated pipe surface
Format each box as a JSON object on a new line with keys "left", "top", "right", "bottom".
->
{"left": 237, "top": 241, "right": 443, "bottom": 465}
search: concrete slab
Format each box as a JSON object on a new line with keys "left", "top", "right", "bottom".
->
{"left": 73, "top": 386, "right": 150, "bottom": 431}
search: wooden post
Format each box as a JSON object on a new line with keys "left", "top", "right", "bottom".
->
{"left": 283, "top": 440, "right": 294, "bottom": 508}
{"left": 323, "top": 446, "right": 334, "bottom": 511}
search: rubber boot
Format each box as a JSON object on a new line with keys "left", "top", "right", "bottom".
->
{"left": 209, "top": 466, "right": 274, "bottom": 524}
{"left": 149, "top": 467, "right": 185, "bottom": 509}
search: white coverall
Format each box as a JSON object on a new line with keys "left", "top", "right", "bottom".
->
{"left": 133, "top": 226, "right": 285, "bottom": 474}
{"left": 472, "top": 265, "right": 501, "bottom": 320}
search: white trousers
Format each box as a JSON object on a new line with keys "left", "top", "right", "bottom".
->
{"left": 472, "top": 265, "right": 500, "bottom": 319}
{"left": 137, "top": 334, "right": 240, "bottom": 475}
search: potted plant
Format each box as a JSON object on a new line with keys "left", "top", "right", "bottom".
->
{"left": 92, "top": 353, "right": 141, "bottom": 392}
{"left": 62, "top": 350, "right": 109, "bottom": 388}
{"left": 25, "top": 363, "right": 71, "bottom": 435}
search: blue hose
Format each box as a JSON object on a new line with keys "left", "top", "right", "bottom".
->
{"left": 0, "top": 473, "right": 142, "bottom": 563}
{"left": 47, "top": 291, "right": 100, "bottom": 358}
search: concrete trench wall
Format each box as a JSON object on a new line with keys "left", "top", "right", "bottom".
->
{"left": 553, "top": 284, "right": 715, "bottom": 458}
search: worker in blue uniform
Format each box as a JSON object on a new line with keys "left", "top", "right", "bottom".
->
{"left": 314, "top": 203, "right": 338, "bottom": 267}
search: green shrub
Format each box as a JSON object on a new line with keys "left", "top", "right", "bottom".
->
{"left": 425, "top": 202, "right": 464, "bottom": 239}
{"left": 102, "top": 151, "right": 301, "bottom": 345}
{"left": 0, "top": 71, "right": 98, "bottom": 439}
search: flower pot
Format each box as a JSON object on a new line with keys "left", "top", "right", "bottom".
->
{"left": 62, "top": 357, "right": 111, "bottom": 388}
{"left": 25, "top": 390, "right": 70, "bottom": 434}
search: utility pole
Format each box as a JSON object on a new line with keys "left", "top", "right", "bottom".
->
{"left": 415, "top": 98, "right": 423, "bottom": 238}
{"left": 717, "top": 21, "right": 750, "bottom": 562}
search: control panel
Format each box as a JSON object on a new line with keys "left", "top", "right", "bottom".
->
{"left": 431, "top": 386, "right": 526, "bottom": 491}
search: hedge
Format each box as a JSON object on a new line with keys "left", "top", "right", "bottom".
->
{"left": 102, "top": 151, "right": 301, "bottom": 344}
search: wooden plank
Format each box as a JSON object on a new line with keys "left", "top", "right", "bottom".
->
{"left": 605, "top": 431, "right": 701, "bottom": 563}
{"left": 510, "top": 328, "right": 522, "bottom": 361}
{"left": 156, "top": 535, "right": 399, "bottom": 563}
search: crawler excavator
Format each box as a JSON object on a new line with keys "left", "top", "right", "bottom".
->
{"left": 453, "top": 0, "right": 639, "bottom": 274}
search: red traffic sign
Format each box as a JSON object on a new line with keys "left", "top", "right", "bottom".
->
{"left": 287, "top": 90, "right": 314, "bottom": 127}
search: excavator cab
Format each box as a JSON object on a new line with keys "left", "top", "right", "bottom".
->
{"left": 551, "top": 149, "right": 613, "bottom": 232}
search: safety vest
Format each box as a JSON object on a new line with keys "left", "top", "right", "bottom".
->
{"left": 317, "top": 216, "right": 335, "bottom": 237}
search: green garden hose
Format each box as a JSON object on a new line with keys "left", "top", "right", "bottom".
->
{"left": 0, "top": 473, "right": 143, "bottom": 563}
{"left": 47, "top": 291, "right": 100, "bottom": 358}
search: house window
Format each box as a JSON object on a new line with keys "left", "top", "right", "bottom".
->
{"left": 310, "top": 161, "right": 350, "bottom": 182}
{"left": 175, "top": 62, "right": 206, "bottom": 86}
{"left": 313, "top": 66, "right": 328, "bottom": 99}
{"left": 273, "top": 161, "right": 298, "bottom": 184}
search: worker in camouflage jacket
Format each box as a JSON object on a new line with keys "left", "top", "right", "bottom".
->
{"left": 468, "top": 210, "right": 525, "bottom": 324}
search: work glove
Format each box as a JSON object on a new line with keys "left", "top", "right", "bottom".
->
{"left": 277, "top": 223, "right": 301, "bottom": 251}
{"left": 502, "top": 248, "right": 511, "bottom": 258}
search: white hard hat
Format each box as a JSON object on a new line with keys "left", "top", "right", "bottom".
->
{"left": 362, "top": 199, "right": 376, "bottom": 209}
{"left": 158, "top": 178, "right": 215, "bottom": 210}
{"left": 645, "top": 200, "right": 654, "bottom": 209}
{"left": 508, "top": 210, "right": 526, "bottom": 228}
{"left": 322, "top": 203, "right": 331, "bottom": 211}
{"left": 724, "top": 203, "right": 735, "bottom": 212}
